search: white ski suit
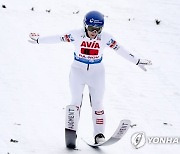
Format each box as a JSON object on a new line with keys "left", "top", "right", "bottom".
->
{"left": 37, "top": 29, "right": 139, "bottom": 136}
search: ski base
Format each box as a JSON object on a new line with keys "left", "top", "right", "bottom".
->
{"left": 65, "top": 129, "right": 77, "bottom": 149}
{"left": 82, "top": 119, "right": 131, "bottom": 147}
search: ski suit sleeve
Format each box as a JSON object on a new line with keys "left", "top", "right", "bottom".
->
{"left": 105, "top": 34, "right": 139, "bottom": 65}
{"left": 38, "top": 33, "right": 75, "bottom": 44}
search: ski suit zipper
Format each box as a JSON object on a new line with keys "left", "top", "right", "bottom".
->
{"left": 87, "top": 64, "right": 90, "bottom": 71}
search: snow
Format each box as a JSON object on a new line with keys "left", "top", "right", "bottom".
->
{"left": 0, "top": 0, "right": 180, "bottom": 153}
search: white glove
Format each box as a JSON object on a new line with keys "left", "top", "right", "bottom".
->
{"left": 29, "top": 33, "right": 40, "bottom": 43}
{"left": 136, "top": 59, "right": 152, "bottom": 71}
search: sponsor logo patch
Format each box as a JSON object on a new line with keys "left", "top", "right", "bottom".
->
{"left": 95, "top": 110, "right": 104, "bottom": 115}
{"left": 96, "top": 119, "right": 104, "bottom": 124}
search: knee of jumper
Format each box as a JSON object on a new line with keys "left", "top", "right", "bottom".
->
{"left": 91, "top": 100, "right": 103, "bottom": 110}
{"left": 89, "top": 93, "right": 104, "bottom": 107}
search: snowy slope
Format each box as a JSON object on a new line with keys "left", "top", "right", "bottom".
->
{"left": 0, "top": 0, "right": 180, "bottom": 153}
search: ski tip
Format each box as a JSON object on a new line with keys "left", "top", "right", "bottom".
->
{"left": 121, "top": 119, "right": 131, "bottom": 124}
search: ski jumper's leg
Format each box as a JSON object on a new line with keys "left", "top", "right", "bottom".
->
{"left": 88, "top": 63, "right": 106, "bottom": 137}
{"left": 69, "top": 66, "right": 85, "bottom": 108}
{"left": 65, "top": 66, "right": 86, "bottom": 148}
{"left": 68, "top": 66, "right": 86, "bottom": 130}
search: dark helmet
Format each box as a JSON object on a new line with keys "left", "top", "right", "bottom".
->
{"left": 84, "top": 11, "right": 104, "bottom": 30}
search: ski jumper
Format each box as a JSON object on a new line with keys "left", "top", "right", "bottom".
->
{"left": 38, "top": 29, "right": 139, "bottom": 136}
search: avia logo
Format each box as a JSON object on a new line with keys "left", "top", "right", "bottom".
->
{"left": 81, "top": 41, "right": 100, "bottom": 49}
{"left": 89, "top": 18, "right": 102, "bottom": 24}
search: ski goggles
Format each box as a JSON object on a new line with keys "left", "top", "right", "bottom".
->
{"left": 86, "top": 26, "right": 102, "bottom": 34}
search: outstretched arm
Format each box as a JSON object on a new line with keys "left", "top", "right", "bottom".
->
{"left": 29, "top": 33, "right": 74, "bottom": 44}
{"left": 106, "top": 38, "right": 152, "bottom": 71}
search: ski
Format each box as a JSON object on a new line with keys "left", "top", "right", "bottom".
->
{"left": 82, "top": 119, "right": 131, "bottom": 147}
{"left": 65, "top": 105, "right": 80, "bottom": 149}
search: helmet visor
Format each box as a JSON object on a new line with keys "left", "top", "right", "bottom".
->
{"left": 86, "top": 25, "right": 102, "bottom": 34}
